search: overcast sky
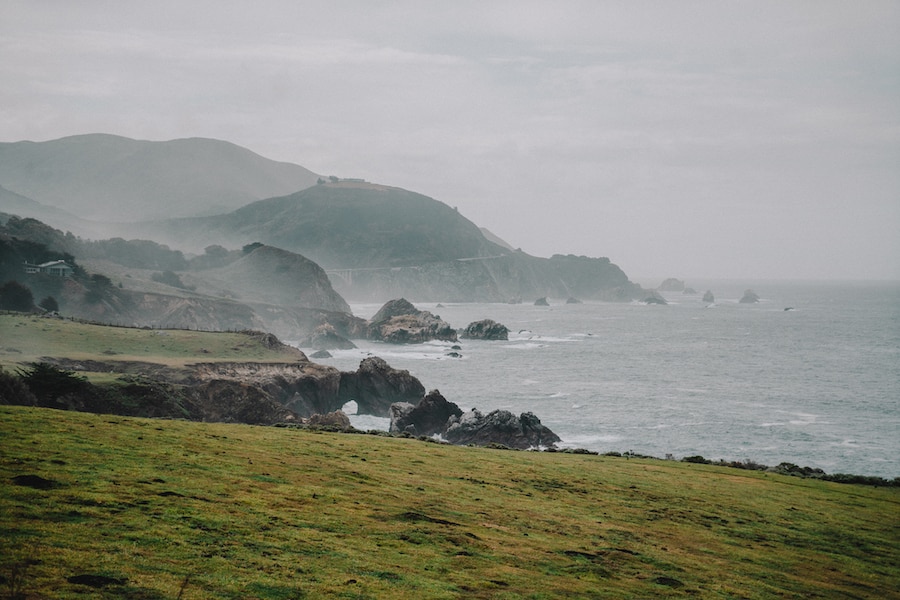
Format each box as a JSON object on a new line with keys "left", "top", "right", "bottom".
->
{"left": 2, "top": 1, "right": 898, "bottom": 281}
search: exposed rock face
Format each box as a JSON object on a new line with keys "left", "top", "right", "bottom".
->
{"left": 367, "top": 298, "right": 457, "bottom": 344}
{"left": 444, "top": 409, "right": 561, "bottom": 449}
{"left": 306, "top": 410, "right": 351, "bottom": 428}
{"left": 658, "top": 278, "right": 685, "bottom": 292}
{"left": 534, "top": 297, "right": 549, "bottom": 306}
{"left": 389, "top": 389, "right": 463, "bottom": 436}
{"left": 702, "top": 290, "right": 715, "bottom": 303}
{"left": 188, "top": 379, "right": 298, "bottom": 425}
{"left": 338, "top": 356, "right": 426, "bottom": 416}
{"left": 299, "top": 323, "right": 356, "bottom": 350}
{"left": 642, "top": 291, "right": 667, "bottom": 305}
{"left": 192, "top": 361, "right": 342, "bottom": 418}
{"left": 739, "top": 289, "right": 760, "bottom": 304}
{"left": 461, "top": 319, "right": 509, "bottom": 341}
{"left": 192, "top": 355, "right": 426, "bottom": 419}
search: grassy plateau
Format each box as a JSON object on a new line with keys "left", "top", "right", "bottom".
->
{"left": 1, "top": 406, "right": 898, "bottom": 599}
{"left": 0, "top": 313, "right": 302, "bottom": 374}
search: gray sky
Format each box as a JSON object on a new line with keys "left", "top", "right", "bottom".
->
{"left": 2, "top": 1, "right": 898, "bottom": 281}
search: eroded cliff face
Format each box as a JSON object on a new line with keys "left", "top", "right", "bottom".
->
{"left": 17, "top": 352, "right": 427, "bottom": 424}
{"left": 191, "top": 361, "right": 344, "bottom": 418}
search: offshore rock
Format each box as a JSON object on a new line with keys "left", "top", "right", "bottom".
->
{"left": 702, "top": 290, "right": 715, "bottom": 303}
{"left": 299, "top": 323, "right": 356, "bottom": 350}
{"left": 444, "top": 409, "right": 561, "bottom": 449}
{"left": 658, "top": 278, "right": 685, "bottom": 292}
{"left": 389, "top": 389, "right": 463, "bottom": 436}
{"left": 461, "top": 319, "right": 509, "bottom": 341}
{"left": 367, "top": 298, "right": 457, "bottom": 344}
{"left": 740, "top": 289, "right": 760, "bottom": 303}
{"left": 338, "top": 356, "right": 426, "bottom": 417}
{"left": 642, "top": 291, "right": 667, "bottom": 305}
{"left": 534, "top": 297, "right": 550, "bottom": 306}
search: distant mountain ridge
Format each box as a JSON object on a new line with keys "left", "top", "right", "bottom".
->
{"left": 141, "top": 182, "right": 507, "bottom": 268}
{"left": 0, "top": 134, "right": 320, "bottom": 223}
{"left": 0, "top": 133, "right": 643, "bottom": 303}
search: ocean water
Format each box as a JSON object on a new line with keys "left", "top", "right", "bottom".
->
{"left": 301, "top": 281, "right": 900, "bottom": 478}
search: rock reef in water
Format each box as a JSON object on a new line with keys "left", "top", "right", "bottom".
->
{"left": 658, "top": 278, "right": 685, "bottom": 292}
{"left": 461, "top": 319, "right": 509, "bottom": 341}
{"left": 445, "top": 408, "right": 562, "bottom": 449}
{"left": 386, "top": 389, "right": 560, "bottom": 449}
{"left": 389, "top": 391, "right": 560, "bottom": 449}
{"left": 389, "top": 389, "right": 463, "bottom": 436}
{"left": 739, "top": 289, "right": 760, "bottom": 304}
{"left": 642, "top": 291, "right": 667, "bottom": 305}
{"left": 366, "top": 298, "right": 457, "bottom": 344}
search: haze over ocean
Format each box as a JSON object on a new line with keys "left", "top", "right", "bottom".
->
{"left": 309, "top": 280, "right": 900, "bottom": 478}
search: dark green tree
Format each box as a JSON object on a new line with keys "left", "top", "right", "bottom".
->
{"left": 39, "top": 296, "right": 59, "bottom": 312}
{"left": 0, "top": 367, "right": 38, "bottom": 405}
{"left": 0, "top": 280, "right": 34, "bottom": 311}
{"left": 16, "top": 362, "right": 89, "bottom": 404}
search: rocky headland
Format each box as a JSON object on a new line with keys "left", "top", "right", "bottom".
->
{"left": 388, "top": 389, "right": 561, "bottom": 450}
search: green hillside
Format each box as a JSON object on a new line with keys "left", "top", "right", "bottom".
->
{"left": 0, "top": 313, "right": 302, "bottom": 375}
{"left": 157, "top": 181, "right": 505, "bottom": 268}
{"left": 2, "top": 406, "right": 897, "bottom": 599}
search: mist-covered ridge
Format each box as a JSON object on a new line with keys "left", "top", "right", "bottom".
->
{"left": 0, "top": 133, "right": 320, "bottom": 222}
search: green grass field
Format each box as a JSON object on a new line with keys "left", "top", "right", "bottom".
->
{"left": 2, "top": 406, "right": 897, "bottom": 599}
{"left": 0, "top": 314, "right": 302, "bottom": 375}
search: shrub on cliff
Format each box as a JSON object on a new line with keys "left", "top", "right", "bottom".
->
{"left": 0, "top": 280, "right": 34, "bottom": 311}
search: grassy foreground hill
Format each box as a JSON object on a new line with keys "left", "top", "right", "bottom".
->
{"left": 2, "top": 406, "right": 897, "bottom": 599}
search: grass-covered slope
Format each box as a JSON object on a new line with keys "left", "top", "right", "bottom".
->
{"left": 2, "top": 406, "right": 897, "bottom": 599}
{"left": 0, "top": 313, "right": 303, "bottom": 374}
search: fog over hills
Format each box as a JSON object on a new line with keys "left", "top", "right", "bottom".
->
{"left": 142, "top": 182, "right": 507, "bottom": 268}
{"left": 0, "top": 134, "right": 320, "bottom": 223}
{"left": 0, "top": 133, "right": 640, "bottom": 303}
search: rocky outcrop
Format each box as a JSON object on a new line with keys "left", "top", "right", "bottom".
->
{"left": 338, "top": 356, "right": 426, "bottom": 416}
{"left": 367, "top": 298, "right": 457, "bottom": 344}
{"left": 461, "top": 319, "right": 509, "bottom": 341}
{"left": 192, "top": 354, "right": 426, "bottom": 419}
{"left": 187, "top": 379, "right": 298, "bottom": 424}
{"left": 739, "top": 289, "right": 760, "bottom": 304}
{"left": 306, "top": 410, "right": 352, "bottom": 428}
{"left": 702, "top": 290, "right": 715, "bottom": 303}
{"left": 658, "top": 278, "right": 685, "bottom": 292}
{"left": 566, "top": 297, "right": 582, "bottom": 304}
{"left": 534, "top": 297, "right": 549, "bottom": 306}
{"left": 389, "top": 389, "right": 463, "bottom": 436}
{"left": 388, "top": 392, "right": 560, "bottom": 449}
{"left": 642, "top": 291, "right": 667, "bottom": 305}
{"left": 444, "top": 409, "right": 561, "bottom": 449}
{"left": 298, "top": 323, "right": 356, "bottom": 350}
{"left": 192, "top": 361, "right": 342, "bottom": 418}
